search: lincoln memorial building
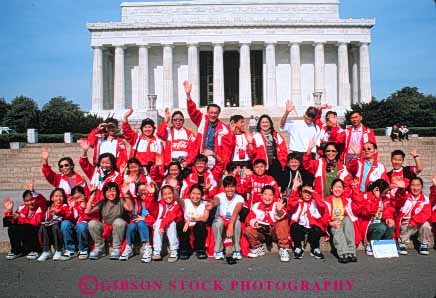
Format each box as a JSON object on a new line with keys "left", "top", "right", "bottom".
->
{"left": 87, "top": 0, "right": 375, "bottom": 119}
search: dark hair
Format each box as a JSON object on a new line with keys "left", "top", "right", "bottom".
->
{"left": 22, "top": 190, "right": 33, "bottom": 200}
{"left": 298, "top": 182, "right": 314, "bottom": 195}
{"left": 105, "top": 117, "right": 119, "bottom": 127}
{"left": 194, "top": 154, "right": 208, "bottom": 163}
{"left": 223, "top": 175, "right": 237, "bottom": 187}
{"left": 323, "top": 142, "right": 340, "bottom": 161}
{"left": 256, "top": 114, "right": 275, "bottom": 133}
{"left": 189, "top": 183, "right": 204, "bottom": 198}
{"left": 136, "top": 181, "right": 159, "bottom": 201}
{"left": 127, "top": 157, "right": 145, "bottom": 174}
{"left": 391, "top": 149, "right": 405, "bottom": 159}
{"left": 167, "top": 161, "right": 182, "bottom": 181}
{"left": 97, "top": 152, "right": 117, "bottom": 171}
{"left": 102, "top": 182, "right": 120, "bottom": 200}
{"left": 230, "top": 115, "right": 244, "bottom": 123}
{"left": 409, "top": 177, "right": 424, "bottom": 188}
{"left": 161, "top": 184, "right": 174, "bottom": 195}
{"left": 207, "top": 103, "right": 221, "bottom": 114}
{"left": 325, "top": 110, "right": 337, "bottom": 121}
{"left": 50, "top": 187, "right": 68, "bottom": 204}
{"left": 58, "top": 157, "right": 75, "bottom": 172}
{"left": 71, "top": 186, "right": 86, "bottom": 197}
{"left": 305, "top": 106, "right": 318, "bottom": 119}
{"left": 287, "top": 152, "right": 303, "bottom": 163}
{"left": 261, "top": 185, "right": 275, "bottom": 195}
{"left": 367, "top": 179, "right": 390, "bottom": 193}
{"left": 350, "top": 110, "right": 362, "bottom": 117}
{"left": 140, "top": 118, "right": 156, "bottom": 132}
{"left": 253, "top": 159, "right": 267, "bottom": 166}
{"left": 171, "top": 111, "right": 184, "bottom": 120}
{"left": 364, "top": 141, "right": 377, "bottom": 150}
{"left": 330, "top": 178, "right": 345, "bottom": 191}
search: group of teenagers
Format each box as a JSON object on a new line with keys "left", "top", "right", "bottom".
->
{"left": 3, "top": 81, "right": 436, "bottom": 265}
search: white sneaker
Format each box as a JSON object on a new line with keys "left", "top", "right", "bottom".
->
{"left": 110, "top": 248, "right": 121, "bottom": 260}
{"left": 6, "top": 252, "right": 23, "bottom": 260}
{"left": 398, "top": 244, "right": 408, "bottom": 255}
{"left": 214, "top": 251, "right": 224, "bottom": 260}
{"left": 366, "top": 245, "right": 373, "bottom": 256}
{"left": 232, "top": 251, "right": 242, "bottom": 260}
{"left": 26, "top": 252, "right": 39, "bottom": 260}
{"left": 78, "top": 251, "right": 89, "bottom": 260}
{"left": 60, "top": 250, "right": 77, "bottom": 261}
{"left": 247, "top": 246, "right": 266, "bottom": 258}
{"left": 168, "top": 250, "right": 178, "bottom": 263}
{"left": 89, "top": 249, "right": 106, "bottom": 260}
{"left": 53, "top": 251, "right": 63, "bottom": 261}
{"left": 119, "top": 245, "right": 134, "bottom": 261}
{"left": 279, "top": 248, "right": 290, "bottom": 262}
{"left": 141, "top": 245, "right": 152, "bottom": 263}
{"left": 37, "top": 251, "right": 52, "bottom": 262}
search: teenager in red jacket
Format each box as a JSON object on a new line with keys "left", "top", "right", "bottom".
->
{"left": 41, "top": 148, "right": 87, "bottom": 196}
{"left": 183, "top": 80, "right": 233, "bottom": 180}
{"left": 38, "top": 188, "right": 71, "bottom": 261}
{"left": 87, "top": 117, "right": 128, "bottom": 170}
{"left": 229, "top": 115, "right": 252, "bottom": 167}
{"left": 245, "top": 185, "right": 289, "bottom": 262}
{"left": 324, "top": 179, "right": 361, "bottom": 264}
{"left": 246, "top": 114, "right": 287, "bottom": 183}
{"left": 156, "top": 108, "right": 196, "bottom": 168}
{"left": 394, "top": 177, "right": 432, "bottom": 255}
{"left": 342, "top": 110, "right": 376, "bottom": 164}
{"left": 181, "top": 154, "right": 218, "bottom": 201}
{"left": 122, "top": 108, "right": 162, "bottom": 172}
{"left": 288, "top": 183, "right": 328, "bottom": 260}
{"left": 354, "top": 179, "right": 396, "bottom": 256}
{"left": 152, "top": 185, "right": 183, "bottom": 262}
{"left": 315, "top": 110, "right": 346, "bottom": 157}
{"left": 3, "top": 190, "right": 46, "bottom": 260}
{"left": 303, "top": 141, "right": 352, "bottom": 199}
{"left": 388, "top": 149, "right": 423, "bottom": 189}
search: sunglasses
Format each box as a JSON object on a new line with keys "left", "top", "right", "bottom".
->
{"left": 325, "top": 150, "right": 337, "bottom": 153}
{"left": 59, "top": 163, "right": 70, "bottom": 168}
{"left": 172, "top": 118, "right": 184, "bottom": 122}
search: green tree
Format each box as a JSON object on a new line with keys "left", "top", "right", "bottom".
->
{"left": 3, "top": 96, "right": 39, "bottom": 132}
{"left": 0, "top": 98, "right": 11, "bottom": 124}
{"left": 39, "top": 97, "right": 83, "bottom": 133}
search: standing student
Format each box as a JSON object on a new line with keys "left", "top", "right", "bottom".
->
{"left": 388, "top": 149, "right": 423, "bottom": 189}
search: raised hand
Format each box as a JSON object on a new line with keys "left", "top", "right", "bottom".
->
{"left": 123, "top": 108, "right": 134, "bottom": 121}
{"left": 276, "top": 198, "right": 285, "bottom": 211}
{"left": 431, "top": 173, "right": 436, "bottom": 186}
{"left": 88, "top": 184, "right": 98, "bottom": 194}
{"left": 319, "top": 103, "right": 332, "bottom": 110}
{"left": 41, "top": 147, "right": 49, "bottom": 162}
{"left": 79, "top": 139, "right": 90, "bottom": 153}
{"left": 3, "top": 197, "right": 14, "bottom": 211}
{"left": 307, "top": 138, "right": 317, "bottom": 153}
{"left": 27, "top": 179, "right": 35, "bottom": 192}
{"left": 119, "top": 162, "right": 127, "bottom": 176}
{"left": 410, "top": 149, "right": 418, "bottom": 158}
{"left": 285, "top": 100, "right": 295, "bottom": 113}
{"left": 164, "top": 107, "right": 171, "bottom": 123}
{"left": 97, "top": 123, "right": 107, "bottom": 132}
{"left": 146, "top": 183, "right": 155, "bottom": 194}
{"left": 183, "top": 80, "right": 192, "bottom": 96}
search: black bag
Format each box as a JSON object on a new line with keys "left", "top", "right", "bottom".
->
{"left": 3, "top": 216, "right": 16, "bottom": 227}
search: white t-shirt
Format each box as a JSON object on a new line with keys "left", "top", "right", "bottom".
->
{"left": 281, "top": 120, "right": 319, "bottom": 153}
{"left": 232, "top": 133, "right": 250, "bottom": 162}
{"left": 99, "top": 138, "right": 118, "bottom": 157}
{"left": 215, "top": 192, "right": 244, "bottom": 220}
{"left": 183, "top": 199, "right": 207, "bottom": 226}
{"left": 298, "top": 202, "right": 311, "bottom": 229}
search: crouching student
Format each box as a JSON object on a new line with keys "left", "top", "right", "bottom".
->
{"left": 153, "top": 185, "right": 183, "bottom": 262}
{"left": 288, "top": 183, "right": 328, "bottom": 260}
{"left": 245, "top": 185, "right": 290, "bottom": 262}
{"left": 85, "top": 182, "right": 134, "bottom": 260}
{"left": 325, "top": 179, "right": 360, "bottom": 264}
{"left": 121, "top": 182, "right": 158, "bottom": 263}
{"left": 395, "top": 177, "right": 432, "bottom": 255}
{"left": 177, "top": 184, "right": 210, "bottom": 260}
{"left": 38, "top": 188, "right": 71, "bottom": 261}
{"left": 3, "top": 191, "right": 46, "bottom": 260}
{"left": 358, "top": 179, "right": 395, "bottom": 256}
{"left": 210, "top": 176, "right": 244, "bottom": 261}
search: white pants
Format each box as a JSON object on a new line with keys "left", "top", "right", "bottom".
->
{"left": 153, "top": 220, "right": 179, "bottom": 253}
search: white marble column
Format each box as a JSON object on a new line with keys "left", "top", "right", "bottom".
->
{"left": 265, "top": 43, "right": 277, "bottom": 107}
{"left": 359, "top": 42, "right": 372, "bottom": 103}
{"left": 213, "top": 43, "right": 225, "bottom": 107}
{"left": 91, "top": 46, "right": 104, "bottom": 112}
{"left": 337, "top": 43, "right": 351, "bottom": 107}
{"left": 137, "top": 45, "right": 149, "bottom": 110}
{"left": 188, "top": 43, "right": 200, "bottom": 105}
{"left": 289, "top": 43, "right": 302, "bottom": 106}
{"left": 163, "top": 44, "right": 174, "bottom": 108}
{"left": 239, "top": 43, "right": 251, "bottom": 107}
{"left": 113, "top": 46, "right": 126, "bottom": 111}
{"left": 314, "top": 43, "right": 325, "bottom": 100}
{"left": 351, "top": 46, "right": 359, "bottom": 104}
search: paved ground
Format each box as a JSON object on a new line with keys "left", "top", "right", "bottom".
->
{"left": 1, "top": 251, "right": 436, "bottom": 298}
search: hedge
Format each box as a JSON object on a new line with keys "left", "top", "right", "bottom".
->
{"left": 373, "top": 127, "right": 436, "bottom": 137}
{"left": 0, "top": 133, "right": 89, "bottom": 149}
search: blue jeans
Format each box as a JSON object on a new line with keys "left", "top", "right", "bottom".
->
{"left": 61, "top": 220, "right": 76, "bottom": 252}
{"left": 75, "top": 222, "right": 89, "bottom": 251}
{"left": 126, "top": 220, "right": 150, "bottom": 245}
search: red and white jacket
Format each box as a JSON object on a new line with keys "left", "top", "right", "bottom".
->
{"left": 42, "top": 163, "right": 87, "bottom": 195}
{"left": 341, "top": 125, "right": 376, "bottom": 162}
{"left": 71, "top": 202, "right": 99, "bottom": 224}
{"left": 314, "top": 110, "right": 346, "bottom": 156}
{"left": 237, "top": 174, "right": 280, "bottom": 209}
{"left": 302, "top": 153, "right": 352, "bottom": 198}
{"left": 156, "top": 121, "right": 196, "bottom": 166}
{"left": 4, "top": 193, "right": 47, "bottom": 227}
{"left": 122, "top": 121, "right": 162, "bottom": 167}
{"left": 130, "top": 194, "right": 159, "bottom": 226}
{"left": 245, "top": 201, "right": 287, "bottom": 228}
{"left": 247, "top": 132, "right": 288, "bottom": 169}
{"left": 288, "top": 191, "right": 329, "bottom": 232}
{"left": 42, "top": 203, "right": 72, "bottom": 222}
{"left": 79, "top": 156, "right": 123, "bottom": 204}
{"left": 87, "top": 127, "right": 128, "bottom": 170}
{"left": 185, "top": 97, "right": 234, "bottom": 177}
{"left": 154, "top": 200, "right": 183, "bottom": 230}
{"left": 430, "top": 185, "right": 436, "bottom": 223}
{"left": 394, "top": 190, "right": 432, "bottom": 236}
{"left": 181, "top": 169, "right": 218, "bottom": 201}
{"left": 355, "top": 159, "right": 389, "bottom": 192}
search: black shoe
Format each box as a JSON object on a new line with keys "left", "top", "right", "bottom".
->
{"left": 338, "top": 255, "right": 349, "bottom": 264}
{"left": 179, "top": 252, "right": 190, "bottom": 260}
{"left": 347, "top": 254, "right": 357, "bottom": 262}
{"left": 310, "top": 248, "right": 324, "bottom": 260}
{"left": 196, "top": 250, "right": 207, "bottom": 259}
{"left": 226, "top": 256, "right": 237, "bottom": 265}
{"left": 293, "top": 247, "right": 304, "bottom": 259}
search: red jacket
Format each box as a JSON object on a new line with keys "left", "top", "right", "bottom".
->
{"left": 122, "top": 121, "right": 162, "bottom": 167}
{"left": 185, "top": 97, "right": 234, "bottom": 177}
{"left": 314, "top": 110, "right": 346, "bottom": 156}
{"left": 87, "top": 127, "right": 128, "bottom": 170}
{"left": 288, "top": 191, "right": 329, "bottom": 232}
{"left": 431, "top": 185, "right": 436, "bottom": 223}
{"left": 181, "top": 169, "right": 218, "bottom": 201}
{"left": 302, "top": 153, "right": 351, "bottom": 198}
{"left": 4, "top": 192, "right": 47, "bottom": 227}
{"left": 131, "top": 194, "right": 159, "bottom": 226}
{"left": 342, "top": 125, "right": 376, "bottom": 162}
{"left": 42, "top": 204, "right": 72, "bottom": 222}
{"left": 71, "top": 202, "right": 99, "bottom": 224}
{"left": 394, "top": 190, "right": 432, "bottom": 236}
{"left": 155, "top": 200, "right": 183, "bottom": 230}
{"left": 247, "top": 131, "right": 287, "bottom": 169}
{"left": 42, "top": 164, "right": 87, "bottom": 195}
{"left": 245, "top": 201, "right": 287, "bottom": 227}
{"left": 238, "top": 174, "right": 280, "bottom": 209}
{"left": 156, "top": 121, "right": 196, "bottom": 166}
